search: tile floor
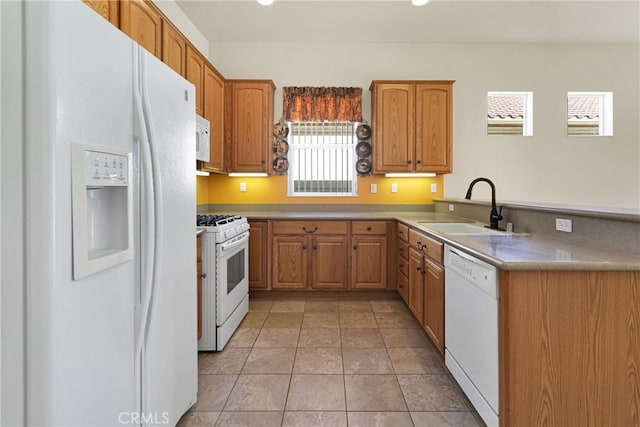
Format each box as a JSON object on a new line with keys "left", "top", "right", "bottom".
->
{"left": 178, "top": 292, "right": 482, "bottom": 427}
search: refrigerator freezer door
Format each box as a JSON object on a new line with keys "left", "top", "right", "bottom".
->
{"left": 23, "top": 2, "right": 136, "bottom": 425}
{"left": 137, "top": 49, "right": 197, "bottom": 425}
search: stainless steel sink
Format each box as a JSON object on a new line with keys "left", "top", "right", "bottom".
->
{"left": 417, "top": 222, "right": 506, "bottom": 236}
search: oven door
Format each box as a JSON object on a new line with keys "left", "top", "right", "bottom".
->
{"left": 215, "top": 231, "right": 249, "bottom": 325}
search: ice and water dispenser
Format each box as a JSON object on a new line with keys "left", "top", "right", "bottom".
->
{"left": 72, "top": 143, "right": 133, "bottom": 280}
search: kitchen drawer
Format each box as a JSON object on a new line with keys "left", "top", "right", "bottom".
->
{"left": 272, "top": 220, "right": 348, "bottom": 235}
{"left": 409, "top": 229, "right": 443, "bottom": 265}
{"left": 398, "top": 240, "right": 409, "bottom": 261}
{"left": 398, "top": 257, "right": 409, "bottom": 278}
{"left": 397, "top": 222, "right": 409, "bottom": 242}
{"left": 352, "top": 221, "right": 387, "bottom": 235}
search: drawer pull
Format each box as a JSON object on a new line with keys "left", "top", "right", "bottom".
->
{"left": 303, "top": 245, "right": 307, "bottom": 250}
{"left": 399, "top": 263, "right": 404, "bottom": 268}
{"left": 312, "top": 245, "right": 317, "bottom": 250}
{"left": 302, "top": 226, "right": 318, "bottom": 234}
{"left": 399, "top": 248, "right": 404, "bottom": 254}
{"left": 201, "top": 272, "right": 207, "bottom": 279}
{"left": 417, "top": 242, "right": 425, "bottom": 251}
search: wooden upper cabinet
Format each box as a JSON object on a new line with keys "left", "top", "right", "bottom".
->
{"left": 185, "top": 45, "right": 205, "bottom": 116}
{"left": 82, "top": 0, "right": 119, "bottom": 27}
{"left": 372, "top": 83, "right": 414, "bottom": 172}
{"left": 415, "top": 83, "right": 453, "bottom": 173}
{"left": 202, "top": 65, "right": 225, "bottom": 172}
{"left": 161, "top": 22, "right": 186, "bottom": 76}
{"left": 119, "top": 0, "right": 162, "bottom": 58}
{"left": 226, "top": 80, "right": 275, "bottom": 173}
{"left": 370, "top": 80, "right": 454, "bottom": 174}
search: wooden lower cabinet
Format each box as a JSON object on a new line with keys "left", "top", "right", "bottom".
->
{"left": 272, "top": 236, "right": 308, "bottom": 289}
{"left": 408, "top": 247, "right": 425, "bottom": 321}
{"left": 423, "top": 258, "right": 444, "bottom": 354}
{"left": 351, "top": 235, "right": 387, "bottom": 289}
{"left": 248, "top": 221, "right": 268, "bottom": 289}
{"left": 397, "top": 271, "right": 409, "bottom": 304}
{"left": 272, "top": 234, "right": 348, "bottom": 290}
{"left": 311, "top": 236, "right": 348, "bottom": 289}
{"left": 499, "top": 270, "right": 640, "bottom": 427}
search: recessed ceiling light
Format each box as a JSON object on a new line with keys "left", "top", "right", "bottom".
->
{"left": 257, "top": 0, "right": 274, "bottom": 5}
{"left": 412, "top": 0, "right": 430, "bottom": 6}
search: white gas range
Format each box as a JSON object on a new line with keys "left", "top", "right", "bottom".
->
{"left": 196, "top": 214, "right": 250, "bottom": 351}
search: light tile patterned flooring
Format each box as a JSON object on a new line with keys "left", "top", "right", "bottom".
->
{"left": 178, "top": 292, "right": 482, "bottom": 427}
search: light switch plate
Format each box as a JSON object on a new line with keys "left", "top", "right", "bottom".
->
{"left": 391, "top": 183, "right": 398, "bottom": 193}
{"left": 448, "top": 204, "right": 455, "bottom": 211}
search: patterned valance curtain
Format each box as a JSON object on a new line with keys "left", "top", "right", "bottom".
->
{"left": 283, "top": 87, "right": 362, "bottom": 122}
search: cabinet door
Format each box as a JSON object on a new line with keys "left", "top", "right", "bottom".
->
{"left": 185, "top": 45, "right": 204, "bottom": 116}
{"left": 408, "top": 247, "right": 425, "bottom": 322}
{"left": 424, "top": 259, "right": 444, "bottom": 355}
{"left": 202, "top": 65, "right": 225, "bottom": 172}
{"left": 227, "top": 81, "right": 274, "bottom": 172}
{"left": 120, "top": 0, "right": 162, "bottom": 57}
{"left": 371, "top": 83, "right": 414, "bottom": 172}
{"left": 311, "top": 236, "right": 348, "bottom": 289}
{"left": 249, "top": 221, "right": 268, "bottom": 289}
{"left": 162, "top": 22, "right": 186, "bottom": 76}
{"left": 82, "top": 0, "right": 119, "bottom": 26}
{"left": 352, "top": 236, "right": 387, "bottom": 289}
{"left": 415, "top": 82, "right": 453, "bottom": 173}
{"left": 272, "top": 236, "right": 307, "bottom": 289}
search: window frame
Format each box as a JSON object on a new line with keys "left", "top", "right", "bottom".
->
{"left": 286, "top": 121, "right": 359, "bottom": 198}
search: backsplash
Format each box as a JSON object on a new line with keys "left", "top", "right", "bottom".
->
{"left": 435, "top": 199, "right": 640, "bottom": 256}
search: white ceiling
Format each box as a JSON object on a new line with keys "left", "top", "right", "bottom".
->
{"left": 175, "top": 0, "right": 640, "bottom": 44}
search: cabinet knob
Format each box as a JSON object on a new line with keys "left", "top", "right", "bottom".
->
{"left": 399, "top": 248, "right": 404, "bottom": 254}
{"left": 417, "top": 160, "right": 422, "bottom": 165}
{"left": 366, "top": 225, "right": 372, "bottom": 231}
{"left": 352, "top": 245, "right": 358, "bottom": 250}
{"left": 303, "top": 245, "right": 307, "bottom": 250}
{"left": 261, "top": 159, "right": 266, "bottom": 164}
{"left": 201, "top": 272, "right": 207, "bottom": 279}
{"left": 407, "top": 160, "right": 412, "bottom": 164}
{"left": 399, "top": 263, "right": 404, "bottom": 268}
{"left": 312, "top": 245, "right": 317, "bottom": 250}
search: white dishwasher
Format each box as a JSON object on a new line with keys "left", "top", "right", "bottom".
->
{"left": 444, "top": 245, "right": 499, "bottom": 427}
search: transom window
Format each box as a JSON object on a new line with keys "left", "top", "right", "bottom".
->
{"left": 487, "top": 91, "right": 533, "bottom": 136}
{"left": 287, "top": 121, "right": 358, "bottom": 197}
{"left": 567, "top": 92, "right": 613, "bottom": 136}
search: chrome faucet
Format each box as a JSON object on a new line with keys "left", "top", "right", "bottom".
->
{"left": 465, "top": 177, "right": 503, "bottom": 230}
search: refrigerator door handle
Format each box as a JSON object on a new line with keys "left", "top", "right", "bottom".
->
{"left": 133, "top": 47, "right": 156, "bottom": 364}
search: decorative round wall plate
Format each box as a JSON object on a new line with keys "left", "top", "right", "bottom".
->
{"left": 355, "top": 141, "right": 372, "bottom": 158}
{"left": 273, "top": 123, "right": 289, "bottom": 138}
{"left": 273, "top": 156, "right": 289, "bottom": 175}
{"left": 273, "top": 139, "right": 289, "bottom": 156}
{"left": 355, "top": 158, "right": 372, "bottom": 175}
{"left": 356, "top": 124, "right": 372, "bottom": 140}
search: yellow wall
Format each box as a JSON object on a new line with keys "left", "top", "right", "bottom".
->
{"left": 198, "top": 174, "right": 443, "bottom": 205}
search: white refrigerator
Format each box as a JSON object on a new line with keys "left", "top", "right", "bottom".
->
{"left": 1, "top": 1, "right": 197, "bottom": 425}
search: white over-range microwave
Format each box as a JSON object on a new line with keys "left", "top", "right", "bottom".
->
{"left": 196, "top": 114, "right": 210, "bottom": 162}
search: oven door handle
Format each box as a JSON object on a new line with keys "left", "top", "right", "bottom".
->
{"left": 220, "top": 231, "right": 250, "bottom": 252}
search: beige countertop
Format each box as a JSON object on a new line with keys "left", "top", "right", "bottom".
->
{"left": 203, "top": 210, "right": 640, "bottom": 271}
